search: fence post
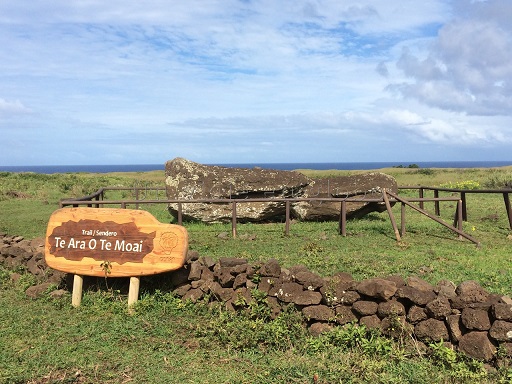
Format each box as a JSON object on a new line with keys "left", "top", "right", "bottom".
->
{"left": 177, "top": 202, "right": 183, "bottom": 225}
{"left": 382, "top": 190, "right": 401, "bottom": 242}
{"left": 434, "top": 189, "right": 440, "bottom": 216}
{"left": 457, "top": 200, "right": 463, "bottom": 240}
{"left": 461, "top": 192, "right": 467, "bottom": 221}
{"left": 503, "top": 192, "right": 512, "bottom": 230}
{"left": 285, "top": 201, "right": 290, "bottom": 236}
{"left": 419, "top": 188, "right": 424, "bottom": 210}
{"left": 400, "top": 202, "right": 406, "bottom": 236}
{"left": 339, "top": 200, "right": 347, "bottom": 236}
{"left": 232, "top": 202, "right": 237, "bottom": 238}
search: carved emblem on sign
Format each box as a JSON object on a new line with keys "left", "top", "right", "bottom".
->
{"left": 159, "top": 231, "right": 178, "bottom": 254}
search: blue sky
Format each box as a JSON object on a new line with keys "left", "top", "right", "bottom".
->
{"left": 1, "top": 0, "right": 511, "bottom": 166}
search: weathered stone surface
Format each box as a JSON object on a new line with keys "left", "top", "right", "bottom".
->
{"left": 461, "top": 308, "right": 491, "bottom": 331}
{"left": 493, "top": 303, "right": 512, "bottom": 321}
{"left": 451, "top": 281, "right": 490, "bottom": 309}
{"left": 219, "top": 257, "right": 248, "bottom": 268}
{"left": 274, "top": 282, "right": 304, "bottom": 303}
{"left": 414, "top": 319, "right": 449, "bottom": 342}
{"left": 233, "top": 273, "right": 248, "bottom": 289}
{"left": 406, "top": 276, "right": 434, "bottom": 292}
{"left": 320, "top": 273, "right": 357, "bottom": 305}
{"left": 446, "top": 315, "right": 463, "bottom": 343}
{"left": 458, "top": 332, "right": 497, "bottom": 361}
{"left": 360, "top": 315, "right": 381, "bottom": 330}
{"left": 188, "top": 261, "right": 203, "bottom": 281}
{"left": 259, "top": 276, "right": 281, "bottom": 294}
{"left": 352, "top": 300, "right": 379, "bottom": 316}
{"left": 395, "top": 286, "right": 436, "bottom": 306}
{"left": 165, "top": 158, "right": 398, "bottom": 222}
{"left": 294, "top": 271, "right": 324, "bottom": 290}
{"left": 217, "top": 268, "right": 236, "bottom": 288}
{"left": 356, "top": 278, "right": 397, "bottom": 300}
{"left": 309, "top": 322, "right": 334, "bottom": 337}
{"left": 435, "top": 280, "right": 457, "bottom": 299}
{"left": 425, "top": 297, "right": 452, "bottom": 320}
{"left": 377, "top": 300, "right": 406, "bottom": 318}
{"left": 302, "top": 305, "right": 335, "bottom": 321}
{"left": 381, "top": 316, "right": 411, "bottom": 338}
{"left": 407, "top": 305, "right": 428, "bottom": 324}
{"left": 259, "top": 258, "right": 281, "bottom": 277}
{"left": 384, "top": 274, "right": 406, "bottom": 288}
{"left": 489, "top": 320, "right": 512, "bottom": 342}
{"left": 165, "top": 157, "right": 311, "bottom": 222}
{"left": 338, "top": 291, "right": 361, "bottom": 305}
{"left": 293, "top": 173, "right": 398, "bottom": 221}
{"left": 173, "top": 283, "right": 191, "bottom": 296}
{"left": 335, "top": 305, "right": 358, "bottom": 325}
{"left": 293, "top": 291, "right": 323, "bottom": 306}
{"left": 25, "top": 283, "right": 53, "bottom": 299}
{"left": 182, "top": 288, "right": 204, "bottom": 302}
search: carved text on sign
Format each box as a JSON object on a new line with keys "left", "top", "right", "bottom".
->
{"left": 48, "top": 219, "right": 156, "bottom": 264}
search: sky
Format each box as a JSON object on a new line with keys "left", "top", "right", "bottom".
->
{"left": 1, "top": 0, "right": 512, "bottom": 166}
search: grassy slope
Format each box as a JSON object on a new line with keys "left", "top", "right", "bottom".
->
{"left": 1, "top": 166, "right": 512, "bottom": 383}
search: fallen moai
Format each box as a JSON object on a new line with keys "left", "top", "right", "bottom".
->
{"left": 164, "top": 157, "right": 398, "bottom": 223}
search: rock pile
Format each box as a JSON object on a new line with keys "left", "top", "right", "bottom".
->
{"left": 171, "top": 253, "right": 512, "bottom": 362}
{"left": 2, "top": 232, "right": 511, "bottom": 362}
{"left": 1, "top": 233, "right": 65, "bottom": 285}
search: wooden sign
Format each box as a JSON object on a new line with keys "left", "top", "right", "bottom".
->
{"left": 45, "top": 207, "right": 188, "bottom": 278}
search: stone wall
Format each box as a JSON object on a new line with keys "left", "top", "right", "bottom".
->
{"left": 2, "top": 233, "right": 511, "bottom": 362}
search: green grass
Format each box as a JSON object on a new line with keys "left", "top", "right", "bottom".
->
{"left": 0, "top": 279, "right": 504, "bottom": 384}
{"left": 1, "top": 167, "right": 512, "bottom": 383}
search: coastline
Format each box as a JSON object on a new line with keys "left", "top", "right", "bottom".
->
{"left": 1, "top": 161, "right": 511, "bottom": 174}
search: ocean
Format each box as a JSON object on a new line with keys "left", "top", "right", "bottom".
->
{"left": 0, "top": 161, "right": 511, "bottom": 174}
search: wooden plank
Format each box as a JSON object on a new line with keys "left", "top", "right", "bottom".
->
{"left": 45, "top": 207, "right": 188, "bottom": 277}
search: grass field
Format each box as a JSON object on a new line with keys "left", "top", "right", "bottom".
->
{"left": 1, "top": 166, "right": 512, "bottom": 383}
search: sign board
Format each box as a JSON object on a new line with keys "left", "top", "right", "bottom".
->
{"left": 45, "top": 207, "right": 188, "bottom": 277}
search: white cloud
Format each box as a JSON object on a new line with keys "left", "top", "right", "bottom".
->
{"left": 388, "top": 0, "right": 512, "bottom": 116}
{"left": 1, "top": 0, "right": 511, "bottom": 165}
{"left": 0, "top": 98, "right": 31, "bottom": 117}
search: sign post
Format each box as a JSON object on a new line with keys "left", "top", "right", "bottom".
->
{"left": 45, "top": 207, "right": 189, "bottom": 308}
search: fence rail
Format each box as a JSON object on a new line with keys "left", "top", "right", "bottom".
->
{"left": 400, "top": 185, "right": 512, "bottom": 230}
{"left": 55, "top": 184, "right": 512, "bottom": 246}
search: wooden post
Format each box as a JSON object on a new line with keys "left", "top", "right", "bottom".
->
{"left": 72, "top": 274, "right": 83, "bottom": 307}
{"left": 232, "top": 202, "right": 237, "bottom": 238}
{"left": 503, "top": 192, "right": 512, "bottom": 230}
{"left": 461, "top": 192, "right": 467, "bottom": 221}
{"left": 400, "top": 202, "right": 406, "bottom": 236}
{"left": 177, "top": 202, "right": 183, "bottom": 225}
{"left": 128, "top": 276, "right": 140, "bottom": 312}
{"left": 339, "top": 201, "right": 347, "bottom": 236}
{"left": 285, "top": 201, "right": 290, "bottom": 236}
{"left": 457, "top": 200, "right": 463, "bottom": 240}
{"left": 434, "top": 189, "right": 440, "bottom": 216}
{"left": 419, "top": 188, "right": 424, "bottom": 210}
{"left": 382, "top": 190, "right": 401, "bottom": 242}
